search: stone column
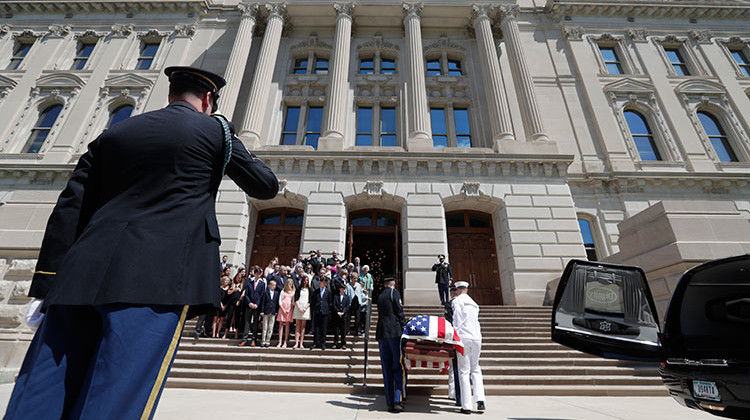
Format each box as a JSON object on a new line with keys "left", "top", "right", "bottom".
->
{"left": 237, "top": 3, "right": 286, "bottom": 149}
{"left": 318, "top": 2, "right": 355, "bottom": 151}
{"left": 221, "top": 3, "right": 259, "bottom": 119}
{"left": 499, "top": 5, "right": 549, "bottom": 142}
{"left": 403, "top": 2, "right": 433, "bottom": 151}
{"left": 402, "top": 193, "right": 448, "bottom": 305}
{"left": 471, "top": 4, "right": 514, "bottom": 147}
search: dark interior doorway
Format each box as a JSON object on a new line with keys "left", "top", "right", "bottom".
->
{"left": 249, "top": 208, "right": 302, "bottom": 269}
{"left": 347, "top": 209, "right": 402, "bottom": 300}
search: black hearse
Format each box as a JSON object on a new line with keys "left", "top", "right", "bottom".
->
{"left": 551, "top": 254, "right": 750, "bottom": 419}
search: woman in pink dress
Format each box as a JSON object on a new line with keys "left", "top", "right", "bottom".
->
{"left": 276, "top": 278, "right": 295, "bottom": 348}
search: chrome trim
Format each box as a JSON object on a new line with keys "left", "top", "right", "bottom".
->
{"left": 556, "top": 325, "right": 660, "bottom": 346}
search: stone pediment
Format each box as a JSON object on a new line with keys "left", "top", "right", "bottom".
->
{"left": 603, "top": 78, "right": 654, "bottom": 94}
{"left": 103, "top": 73, "right": 155, "bottom": 88}
{"left": 674, "top": 79, "right": 725, "bottom": 95}
{"left": 35, "top": 73, "right": 85, "bottom": 89}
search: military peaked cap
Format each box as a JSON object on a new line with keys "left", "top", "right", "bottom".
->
{"left": 164, "top": 66, "right": 226, "bottom": 93}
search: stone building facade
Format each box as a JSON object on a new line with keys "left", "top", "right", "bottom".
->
{"left": 1, "top": 0, "right": 750, "bottom": 379}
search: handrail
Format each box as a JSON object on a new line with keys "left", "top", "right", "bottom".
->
{"left": 362, "top": 298, "right": 372, "bottom": 387}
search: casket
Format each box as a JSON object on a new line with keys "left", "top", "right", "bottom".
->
{"left": 400, "top": 315, "right": 464, "bottom": 373}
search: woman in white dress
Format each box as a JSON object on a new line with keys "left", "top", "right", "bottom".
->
{"left": 292, "top": 276, "right": 311, "bottom": 349}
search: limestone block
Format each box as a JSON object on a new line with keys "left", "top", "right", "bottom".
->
{"left": 505, "top": 219, "right": 537, "bottom": 231}
{"left": 215, "top": 202, "right": 247, "bottom": 215}
{"left": 217, "top": 190, "right": 248, "bottom": 204}
{"left": 394, "top": 183, "right": 417, "bottom": 197}
{"left": 405, "top": 206, "right": 444, "bottom": 218}
{"left": 308, "top": 192, "right": 344, "bottom": 204}
{"left": 503, "top": 195, "right": 532, "bottom": 207}
{"left": 504, "top": 207, "right": 551, "bottom": 219}
{"left": 415, "top": 183, "right": 431, "bottom": 194}
{"left": 5, "top": 260, "right": 36, "bottom": 281}
{"left": 305, "top": 204, "right": 346, "bottom": 217}
{"left": 216, "top": 214, "right": 245, "bottom": 227}
{"left": 302, "top": 228, "right": 344, "bottom": 242}
{"left": 335, "top": 182, "right": 355, "bottom": 198}
{"left": 0, "top": 306, "right": 23, "bottom": 328}
{"left": 405, "top": 218, "right": 445, "bottom": 230}
{"left": 0, "top": 205, "right": 34, "bottom": 230}
{"left": 218, "top": 226, "right": 244, "bottom": 240}
{"left": 407, "top": 256, "right": 443, "bottom": 270}
{"left": 512, "top": 257, "right": 563, "bottom": 271}
{"left": 404, "top": 194, "right": 442, "bottom": 206}
{"left": 512, "top": 289, "right": 547, "bottom": 306}
{"left": 532, "top": 196, "right": 575, "bottom": 207}
{"left": 318, "top": 182, "right": 335, "bottom": 192}
{"left": 602, "top": 211, "right": 625, "bottom": 222}
{"left": 9, "top": 282, "right": 31, "bottom": 303}
{"left": 302, "top": 216, "right": 341, "bottom": 227}
{"left": 0, "top": 260, "right": 7, "bottom": 281}
{"left": 511, "top": 272, "right": 562, "bottom": 291}
{"left": 8, "top": 190, "right": 61, "bottom": 204}
{"left": 536, "top": 219, "right": 580, "bottom": 231}
{"left": 508, "top": 231, "right": 557, "bottom": 244}
{"left": 551, "top": 207, "right": 577, "bottom": 220}
{"left": 511, "top": 184, "right": 547, "bottom": 195}
{"left": 27, "top": 207, "right": 54, "bottom": 230}
{"left": 407, "top": 242, "right": 448, "bottom": 257}
{"left": 510, "top": 244, "right": 542, "bottom": 257}
{"left": 406, "top": 230, "right": 447, "bottom": 243}
{"left": 546, "top": 184, "right": 571, "bottom": 196}
{"left": 541, "top": 244, "right": 586, "bottom": 257}
{"left": 491, "top": 184, "right": 512, "bottom": 199}
{"left": 556, "top": 231, "right": 584, "bottom": 244}
{"left": 0, "top": 281, "right": 13, "bottom": 302}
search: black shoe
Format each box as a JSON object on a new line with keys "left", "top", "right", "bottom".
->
{"left": 460, "top": 408, "right": 471, "bottom": 414}
{"left": 394, "top": 403, "right": 404, "bottom": 412}
{"left": 455, "top": 402, "right": 462, "bottom": 407}
{"left": 477, "top": 401, "right": 485, "bottom": 411}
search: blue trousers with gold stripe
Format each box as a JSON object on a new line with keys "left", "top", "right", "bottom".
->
{"left": 4, "top": 304, "right": 188, "bottom": 420}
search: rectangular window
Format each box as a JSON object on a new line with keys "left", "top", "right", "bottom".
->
{"left": 356, "top": 107, "right": 373, "bottom": 146}
{"left": 447, "top": 59, "right": 462, "bottom": 76}
{"left": 430, "top": 108, "right": 448, "bottom": 149}
{"left": 281, "top": 106, "right": 300, "bottom": 145}
{"left": 426, "top": 59, "right": 441, "bottom": 76}
{"left": 313, "top": 57, "right": 328, "bottom": 74}
{"left": 293, "top": 58, "right": 308, "bottom": 74}
{"left": 137, "top": 42, "right": 160, "bottom": 70}
{"left": 359, "top": 58, "right": 374, "bottom": 75}
{"left": 305, "top": 107, "right": 323, "bottom": 149}
{"left": 730, "top": 49, "right": 750, "bottom": 77}
{"left": 664, "top": 48, "right": 690, "bottom": 76}
{"left": 380, "top": 107, "right": 397, "bottom": 146}
{"left": 454, "top": 108, "right": 471, "bottom": 148}
{"left": 8, "top": 41, "right": 33, "bottom": 70}
{"left": 381, "top": 58, "right": 396, "bottom": 75}
{"left": 599, "top": 46, "right": 623, "bottom": 75}
{"left": 72, "top": 42, "right": 96, "bottom": 70}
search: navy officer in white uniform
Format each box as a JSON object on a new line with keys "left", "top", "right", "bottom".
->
{"left": 452, "top": 281, "right": 486, "bottom": 414}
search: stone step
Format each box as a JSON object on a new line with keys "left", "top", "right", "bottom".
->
{"left": 182, "top": 334, "right": 557, "bottom": 344}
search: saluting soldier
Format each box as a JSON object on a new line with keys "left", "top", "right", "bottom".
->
{"left": 452, "top": 281, "right": 486, "bottom": 414}
{"left": 6, "top": 66, "right": 278, "bottom": 420}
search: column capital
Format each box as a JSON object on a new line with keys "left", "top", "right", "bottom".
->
{"left": 402, "top": 2, "right": 423, "bottom": 20}
{"left": 497, "top": 4, "right": 520, "bottom": 21}
{"left": 689, "top": 29, "right": 713, "bottom": 44}
{"left": 333, "top": 2, "right": 355, "bottom": 19}
{"left": 470, "top": 4, "right": 492, "bottom": 26}
{"left": 264, "top": 2, "right": 287, "bottom": 20}
{"left": 238, "top": 2, "right": 259, "bottom": 19}
{"left": 562, "top": 26, "right": 584, "bottom": 41}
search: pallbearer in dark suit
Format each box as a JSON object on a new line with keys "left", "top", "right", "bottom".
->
{"left": 311, "top": 277, "right": 333, "bottom": 350}
{"left": 5, "top": 67, "right": 278, "bottom": 420}
{"left": 376, "top": 278, "right": 407, "bottom": 413}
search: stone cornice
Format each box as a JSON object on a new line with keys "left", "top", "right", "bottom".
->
{"left": 1, "top": 1, "right": 206, "bottom": 15}
{"left": 546, "top": 0, "right": 750, "bottom": 20}
{"left": 569, "top": 173, "right": 750, "bottom": 195}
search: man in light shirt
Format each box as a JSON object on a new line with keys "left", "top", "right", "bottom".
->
{"left": 452, "top": 281, "right": 485, "bottom": 414}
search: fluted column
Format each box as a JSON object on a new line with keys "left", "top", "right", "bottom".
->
{"left": 499, "top": 5, "right": 549, "bottom": 142}
{"left": 318, "top": 2, "right": 355, "bottom": 151}
{"left": 471, "top": 4, "right": 514, "bottom": 146}
{"left": 403, "top": 2, "right": 433, "bottom": 151}
{"left": 221, "top": 3, "right": 258, "bottom": 119}
{"left": 238, "top": 3, "right": 286, "bottom": 149}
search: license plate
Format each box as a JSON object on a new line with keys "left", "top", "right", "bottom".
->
{"left": 693, "top": 380, "right": 721, "bottom": 402}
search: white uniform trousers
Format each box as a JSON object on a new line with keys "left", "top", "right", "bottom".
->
{"left": 457, "top": 338, "right": 485, "bottom": 410}
{"left": 448, "top": 359, "right": 456, "bottom": 399}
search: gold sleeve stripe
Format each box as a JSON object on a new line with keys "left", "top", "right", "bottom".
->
{"left": 34, "top": 271, "right": 56, "bottom": 275}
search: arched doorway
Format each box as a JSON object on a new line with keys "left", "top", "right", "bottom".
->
{"left": 347, "top": 209, "right": 402, "bottom": 299}
{"left": 446, "top": 210, "right": 503, "bottom": 305}
{"left": 249, "top": 208, "right": 303, "bottom": 268}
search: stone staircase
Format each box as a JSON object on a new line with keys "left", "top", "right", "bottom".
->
{"left": 167, "top": 305, "right": 667, "bottom": 396}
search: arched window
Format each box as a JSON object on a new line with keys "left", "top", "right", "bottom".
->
{"left": 577, "top": 218, "right": 598, "bottom": 261}
{"left": 697, "top": 111, "right": 738, "bottom": 162}
{"left": 624, "top": 110, "right": 661, "bottom": 161}
{"left": 108, "top": 104, "right": 134, "bottom": 129}
{"left": 24, "top": 104, "right": 63, "bottom": 153}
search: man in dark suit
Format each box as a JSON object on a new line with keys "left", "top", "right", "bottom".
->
{"left": 332, "top": 285, "right": 351, "bottom": 349}
{"left": 326, "top": 250, "right": 343, "bottom": 268}
{"left": 432, "top": 254, "right": 453, "bottom": 305}
{"left": 6, "top": 66, "right": 278, "bottom": 419}
{"left": 240, "top": 266, "right": 266, "bottom": 347}
{"left": 376, "top": 278, "right": 407, "bottom": 413}
{"left": 311, "top": 277, "right": 333, "bottom": 350}
{"left": 259, "top": 279, "right": 280, "bottom": 347}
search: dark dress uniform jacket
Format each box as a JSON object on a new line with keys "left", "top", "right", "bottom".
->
{"left": 376, "top": 288, "right": 406, "bottom": 340}
{"left": 432, "top": 262, "right": 453, "bottom": 285}
{"left": 29, "top": 101, "right": 278, "bottom": 318}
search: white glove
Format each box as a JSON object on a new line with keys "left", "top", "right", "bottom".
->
{"left": 25, "top": 299, "right": 45, "bottom": 331}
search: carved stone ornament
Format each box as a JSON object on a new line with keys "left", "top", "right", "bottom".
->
{"left": 724, "top": 36, "right": 748, "bottom": 49}
{"left": 498, "top": 4, "right": 520, "bottom": 21}
{"left": 173, "top": 23, "right": 197, "bottom": 38}
{"left": 470, "top": 4, "right": 492, "bottom": 25}
{"left": 265, "top": 3, "right": 287, "bottom": 20}
{"left": 402, "top": 2, "right": 424, "bottom": 20}
{"left": 357, "top": 35, "right": 399, "bottom": 52}
{"left": 660, "top": 35, "right": 682, "bottom": 45}
{"left": 110, "top": 24, "right": 133, "bottom": 37}
{"left": 333, "top": 2, "right": 355, "bottom": 18}
{"left": 0, "top": 24, "right": 10, "bottom": 37}
{"left": 47, "top": 25, "right": 71, "bottom": 38}
{"left": 689, "top": 30, "right": 713, "bottom": 44}
{"left": 76, "top": 29, "right": 102, "bottom": 40}
{"left": 363, "top": 180, "right": 385, "bottom": 196}
{"left": 424, "top": 35, "right": 465, "bottom": 54}
{"left": 238, "top": 2, "right": 259, "bottom": 18}
{"left": 461, "top": 182, "right": 481, "bottom": 197}
{"left": 14, "top": 29, "right": 40, "bottom": 41}
{"left": 597, "top": 33, "right": 619, "bottom": 43}
{"left": 140, "top": 29, "right": 164, "bottom": 40}
{"left": 562, "top": 26, "right": 584, "bottom": 41}
{"left": 277, "top": 179, "right": 288, "bottom": 192}
{"left": 626, "top": 28, "right": 649, "bottom": 42}
{"left": 291, "top": 34, "right": 333, "bottom": 52}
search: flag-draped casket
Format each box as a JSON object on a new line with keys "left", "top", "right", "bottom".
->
{"left": 400, "top": 315, "right": 464, "bottom": 374}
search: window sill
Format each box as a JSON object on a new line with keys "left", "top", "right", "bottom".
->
{"left": 348, "top": 146, "right": 405, "bottom": 152}
{"left": 0, "top": 153, "right": 45, "bottom": 160}
{"left": 717, "top": 161, "right": 750, "bottom": 172}
{"left": 264, "top": 145, "right": 316, "bottom": 152}
{"left": 634, "top": 160, "right": 686, "bottom": 171}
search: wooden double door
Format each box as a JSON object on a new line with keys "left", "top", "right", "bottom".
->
{"left": 249, "top": 208, "right": 303, "bottom": 268}
{"left": 446, "top": 211, "right": 503, "bottom": 305}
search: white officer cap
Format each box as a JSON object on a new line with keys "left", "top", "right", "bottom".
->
{"left": 454, "top": 281, "right": 469, "bottom": 289}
